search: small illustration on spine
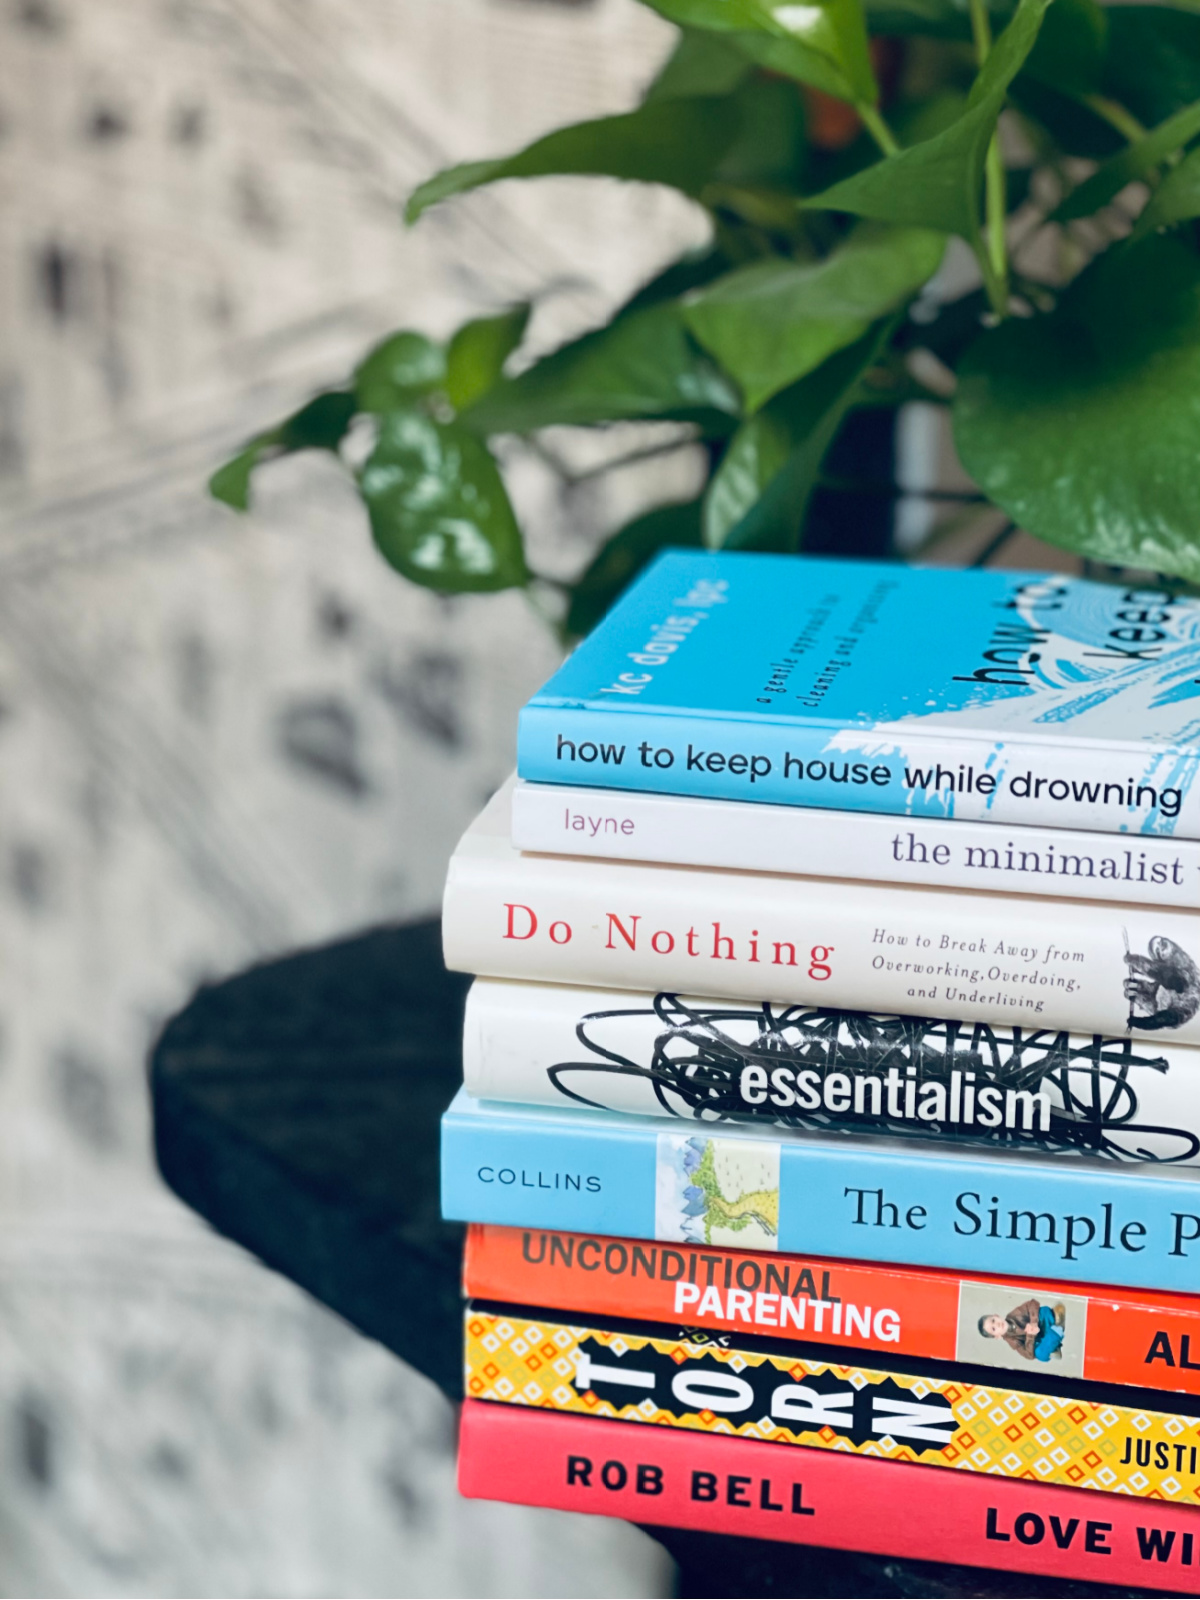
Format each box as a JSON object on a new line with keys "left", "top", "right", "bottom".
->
{"left": 1124, "top": 936, "right": 1200, "bottom": 1032}
{"left": 655, "top": 1134, "right": 781, "bottom": 1248}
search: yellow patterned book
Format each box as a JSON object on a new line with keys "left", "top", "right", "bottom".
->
{"left": 465, "top": 1303, "right": 1200, "bottom": 1504}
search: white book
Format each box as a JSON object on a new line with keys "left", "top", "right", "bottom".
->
{"left": 512, "top": 780, "right": 1200, "bottom": 909}
{"left": 443, "top": 780, "right": 1200, "bottom": 1045}
{"left": 463, "top": 975, "right": 1200, "bottom": 1167}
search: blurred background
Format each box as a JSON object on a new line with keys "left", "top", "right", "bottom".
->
{"left": 0, "top": 0, "right": 718, "bottom": 1591}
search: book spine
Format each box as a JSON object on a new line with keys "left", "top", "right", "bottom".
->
{"left": 463, "top": 1223, "right": 1200, "bottom": 1397}
{"left": 459, "top": 1402, "right": 1200, "bottom": 1593}
{"left": 518, "top": 701, "right": 1200, "bottom": 838}
{"left": 512, "top": 781, "right": 1200, "bottom": 909}
{"left": 440, "top": 1092, "right": 1200, "bottom": 1293}
{"left": 465, "top": 1303, "right": 1200, "bottom": 1503}
{"left": 463, "top": 978, "right": 1200, "bottom": 1168}
{"left": 443, "top": 840, "right": 1200, "bottom": 1045}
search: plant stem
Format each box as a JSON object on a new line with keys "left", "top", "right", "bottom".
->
{"left": 971, "top": 519, "right": 1018, "bottom": 567}
{"left": 564, "top": 437, "right": 695, "bottom": 487}
{"left": 1082, "top": 95, "right": 1180, "bottom": 180}
{"left": 859, "top": 102, "right": 900, "bottom": 158}
{"left": 975, "top": 206, "right": 1009, "bottom": 318}
{"left": 968, "top": 0, "right": 1009, "bottom": 317}
{"left": 523, "top": 433, "right": 698, "bottom": 489}
{"left": 1083, "top": 94, "right": 1147, "bottom": 146}
{"left": 984, "top": 136, "right": 1008, "bottom": 282}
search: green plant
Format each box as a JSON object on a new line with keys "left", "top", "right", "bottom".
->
{"left": 211, "top": 0, "right": 1200, "bottom": 633}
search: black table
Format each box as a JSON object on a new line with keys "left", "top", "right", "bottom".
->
{"left": 151, "top": 921, "right": 1161, "bottom": 1599}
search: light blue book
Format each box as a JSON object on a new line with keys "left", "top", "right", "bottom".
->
{"left": 441, "top": 1089, "right": 1200, "bottom": 1293}
{"left": 517, "top": 552, "right": 1200, "bottom": 837}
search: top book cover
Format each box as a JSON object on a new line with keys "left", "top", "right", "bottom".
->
{"left": 517, "top": 552, "right": 1200, "bottom": 838}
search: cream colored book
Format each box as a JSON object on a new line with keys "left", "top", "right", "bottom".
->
{"left": 442, "top": 780, "right": 1200, "bottom": 1044}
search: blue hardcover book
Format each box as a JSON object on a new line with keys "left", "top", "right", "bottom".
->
{"left": 441, "top": 1089, "right": 1200, "bottom": 1293}
{"left": 517, "top": 552, "right": 1200, "bottom": 837}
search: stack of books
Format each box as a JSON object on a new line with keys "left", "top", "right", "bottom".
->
{"left": 439, "top": 551, "right": 1200, "bottom": 1592}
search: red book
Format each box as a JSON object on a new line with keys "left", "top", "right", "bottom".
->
{"left": 458, "top": 1400, "right": 1200, "bottom": 1594}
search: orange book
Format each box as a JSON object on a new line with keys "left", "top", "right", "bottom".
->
{"left": 464, "top": 1223, "right": 1200, "bottom": 1395}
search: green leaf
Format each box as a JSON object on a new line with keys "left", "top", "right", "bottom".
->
{"left": 645, "top": 28, "right": 752, "bottom": 100}
{"left": 1133, "top": 143, "right": 1200, "bottom": 238}
{"left": 953, "top": 234, "right": 1200, "bottom": 583}
{"left": 278, "top": 390, "right": 357, "bottom": 451}
{"left": 1104, "top": 8, "right": 1200, "bottom": 129}
{"left": 892, "top": 88, "right": 969, "bottom": 150}
{"left": 705, "top": 319, "right": 892, "bottom": 550}
{"left": 405, "top": 97, "right": 742, "bottom": 222}
{"left": 861, "top": 0, "right": 968, "bottom": 38}
{"left": 566, "top": 499, "right": 704, "bottom": 638}
{"left": 802, "top": 0, "right": 1051, "bottom": 243}
{"left": 1053, "top": 97, "right": 1200, "bottom": 222}
{"left": 209, "top": 440, "right": 268, "bottom": 511}
{"left": 445, "top": 306, "right": 530, "bottom": 413}
{"left": 208, "top": 392, "right": 356, "bottom": 510}
{"left": 622, "top": 248, "right": 731, "bottom": 316}
{"left": 360, "top": 410, "right": 527, "bottom": 592}
{"left": 1022, "top": 0, "right": 1106, "bottom": 98}
{"left": 684, "top": 223, "right": 945, "bottom": 411}
{"left": 712, "top": 74, "right": 808, "bottom": 191}
{"left": 460, "top": 300, "right": 740, "bottom": 434}
{"left": 354, "top": 331, "right": 447, "bottom": 413}
{"left": 751, "top": 0, "right": 877, "bottom": 106}
{"left": 704, "top": 407, "right": 795, "bottom": 549}
{"left": 639, "top": 0, "right": 877, "bottom": 105}
{"left": 640, "top": 0, "right": 792, "bottom": 26}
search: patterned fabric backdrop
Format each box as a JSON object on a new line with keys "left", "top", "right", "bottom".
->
{"left": 0, "top": 1, "right": 707, "bottom": 1591}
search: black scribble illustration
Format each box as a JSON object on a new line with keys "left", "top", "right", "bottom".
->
{"left": 548, "top": 995, "right": 1196, "bottom": 1164}
{"left": 1123, "top": 934, "right": 1200, "bottom": 1032}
